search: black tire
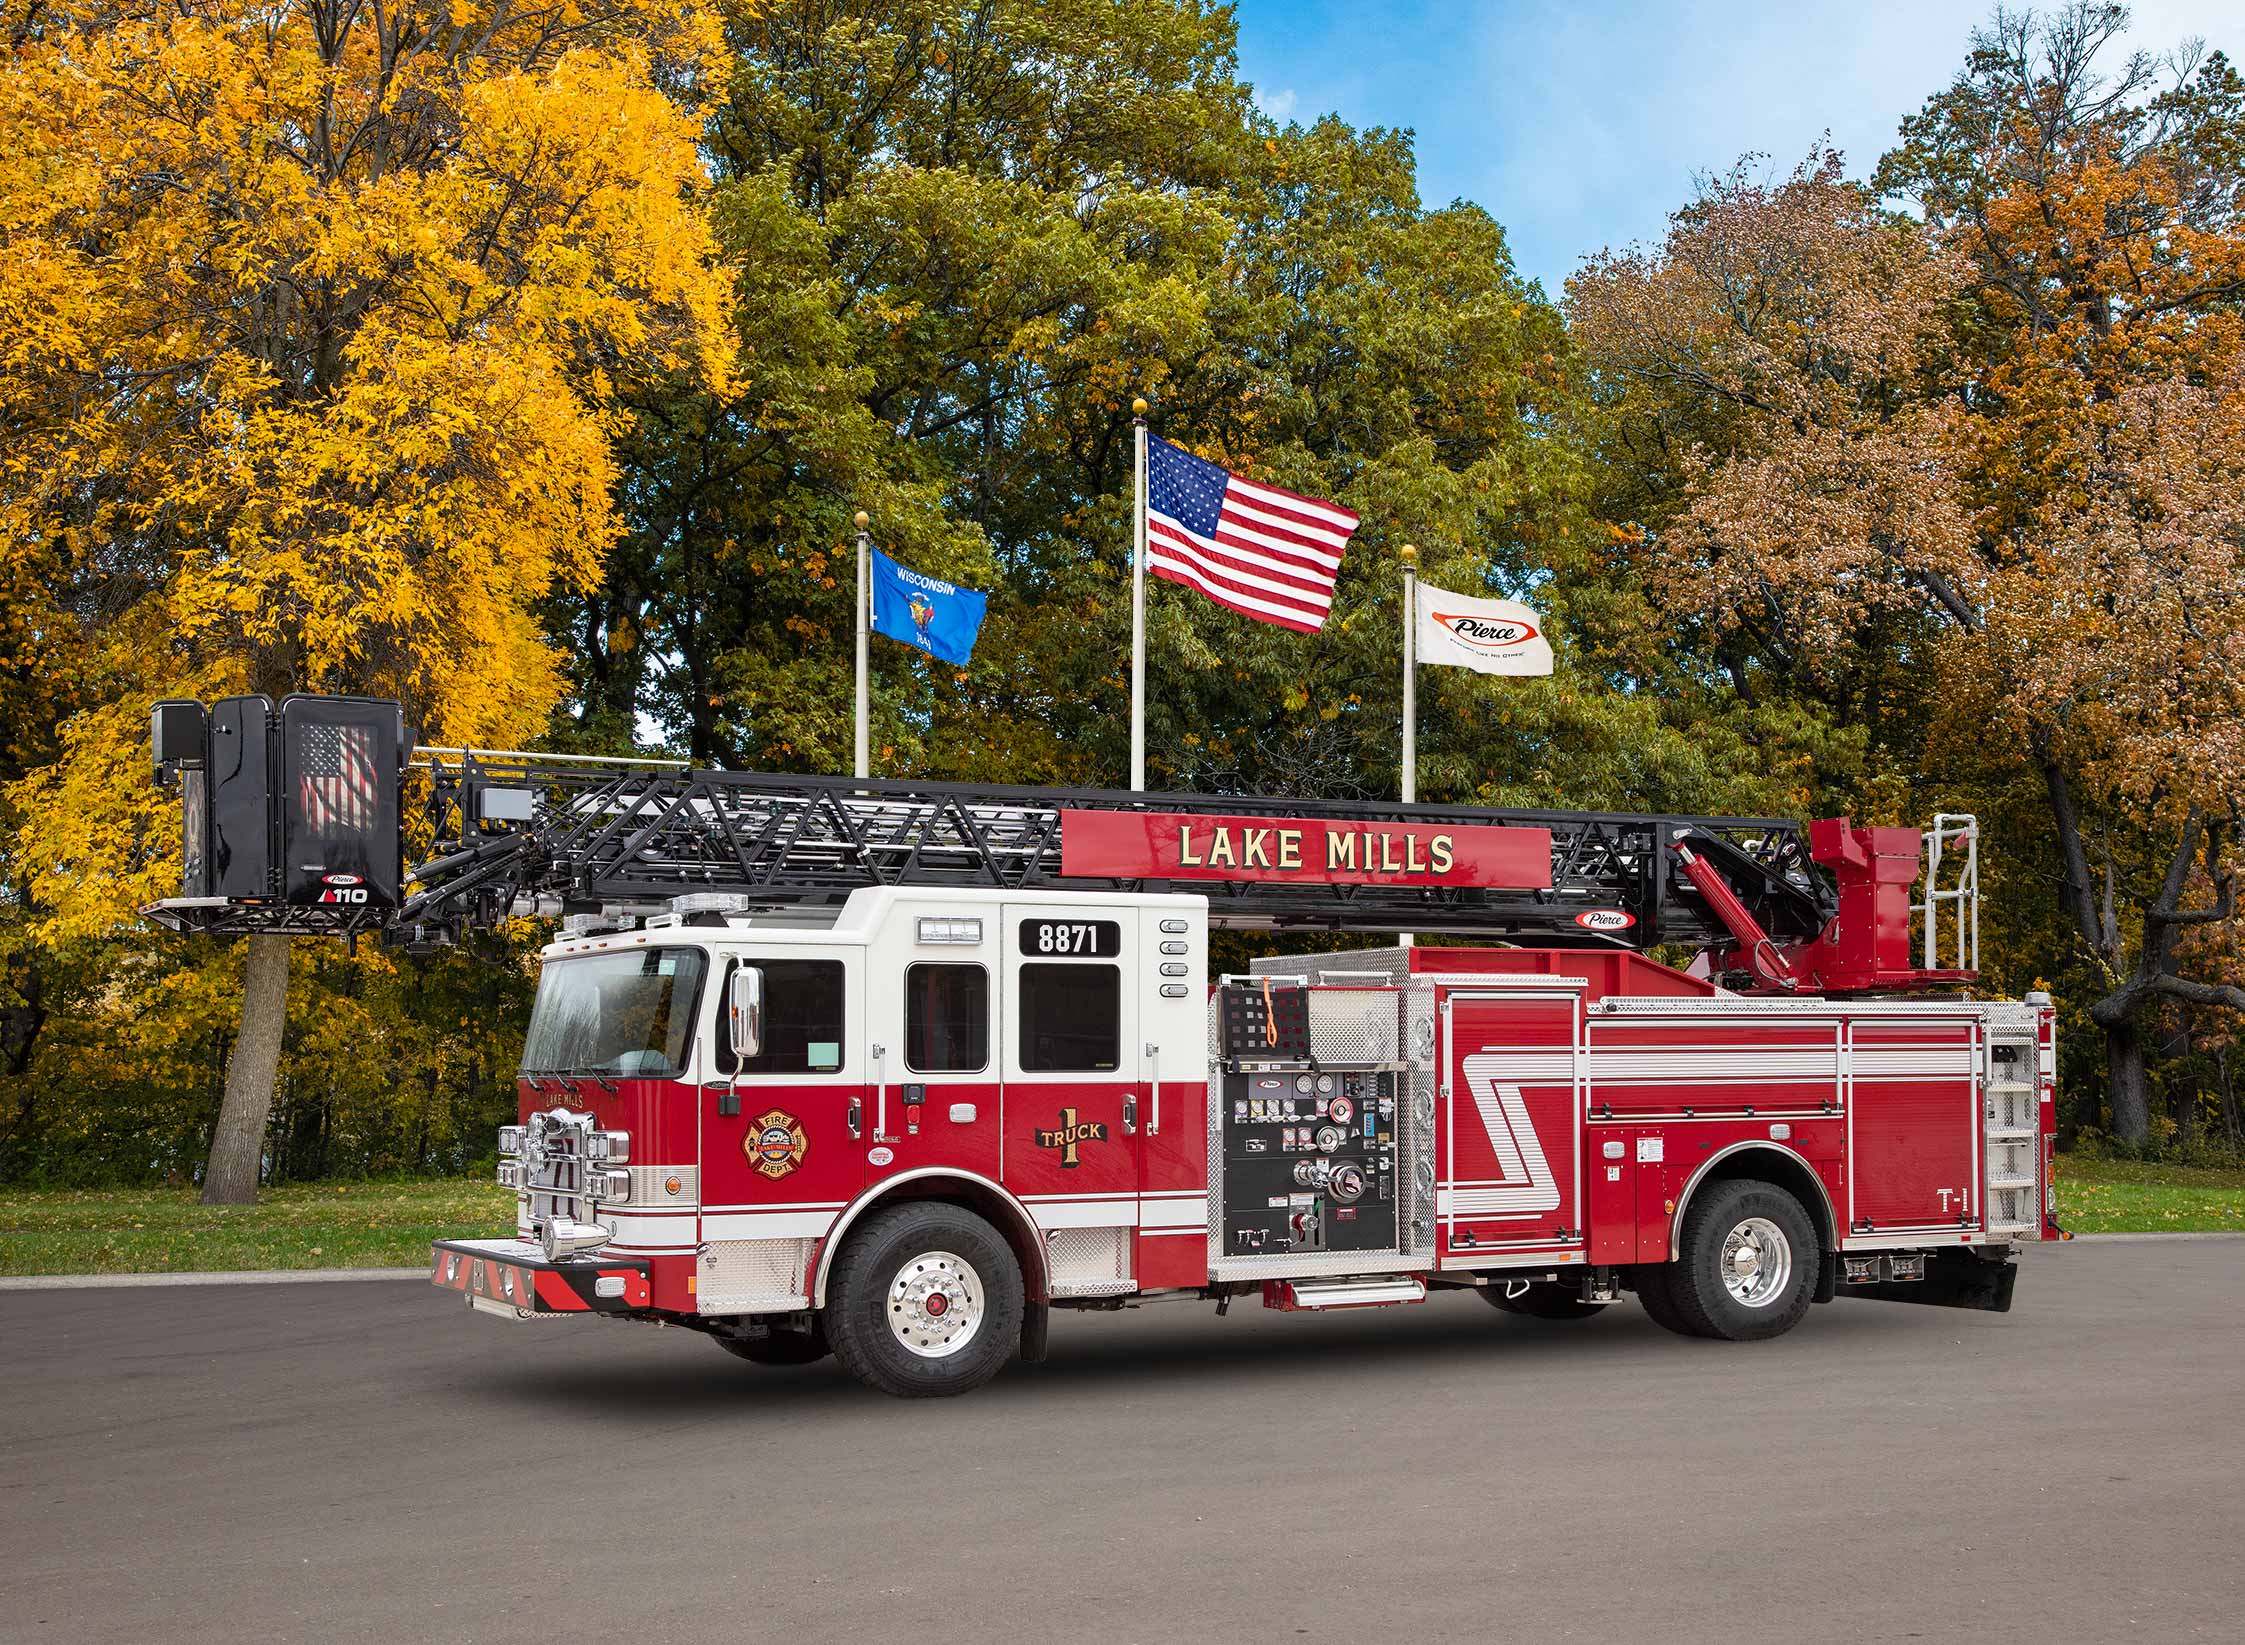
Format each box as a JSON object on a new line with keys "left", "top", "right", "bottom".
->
{"left": 713, "top": 1322, "right": 830, "bottom": 1366}
{"left": 1479, "top": 1281, "right": 1606, "bottom": 1320}
{"left": 1658, "top": 1178, "right": 1820, "bottom": 1341}
{"left": 825, "top": 1201, "right": 1024, "bottom": 1398}
{"left": 1630, "top": 1262, "right": 1694, "bottom": 1335}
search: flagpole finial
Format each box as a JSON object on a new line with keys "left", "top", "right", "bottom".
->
{"left": 1132, "top": 397, "right": 1148, "bottom": 418}
{"left": 853, "top": 510, "right": 869, "bottom": 531}
{"left": 1400, "top": 543, "right": 1417, "bottom": 565}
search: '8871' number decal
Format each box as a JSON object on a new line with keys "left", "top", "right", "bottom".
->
{"left": 1018, "top": 919, "right": 1121, "bottom": 957}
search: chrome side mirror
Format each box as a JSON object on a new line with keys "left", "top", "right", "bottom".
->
{"left": 728, "top": 966, "right": 764, "bottom": 1059}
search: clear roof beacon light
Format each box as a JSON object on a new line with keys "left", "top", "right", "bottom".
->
{"left": 671, "top": 892, "right": 756, "bottom": 920}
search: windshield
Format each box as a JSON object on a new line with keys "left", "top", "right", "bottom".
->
{"left": 522, "top": 949, "right": 707, "bottom": 1078}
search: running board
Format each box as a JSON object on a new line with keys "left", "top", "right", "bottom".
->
{"left": 1263, "top": 1276, "right": 1428, "bottom": 1312}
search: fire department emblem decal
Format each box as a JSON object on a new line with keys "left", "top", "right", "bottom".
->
{"left": 1034, "top": 1106, "right": 1107, "bottom": 1168}
{"left": 747, "top": 1110, "right": 808, "bottom": 1180}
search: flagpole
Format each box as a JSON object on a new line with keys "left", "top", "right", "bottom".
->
{"left": 1400, "top": 543, "right": 1417, "bottom": 951}
{"left": 1400, "top": 543, "right": 1418, "bottom": 806}
{"left": 1130, "top": 397, "right": 1149, "bottom": 792}
{"left": 854, "top": 510, "right": 870, "bottom": 782}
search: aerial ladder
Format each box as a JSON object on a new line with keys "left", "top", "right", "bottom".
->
{"left": 142, "top": 692, "right": 1979, "bottom": 995}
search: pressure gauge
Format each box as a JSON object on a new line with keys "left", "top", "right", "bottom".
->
{"left": 1328, "top": 1095, "right": 1355, "bottom": 1125}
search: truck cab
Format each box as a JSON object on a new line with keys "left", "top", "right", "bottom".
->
{"left": 457, "top": 886, "right": 1209, "bottom": 1380}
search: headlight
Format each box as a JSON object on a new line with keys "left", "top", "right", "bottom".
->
{"left": 589, "top": 1167, "right": 630, "bottom": 1203}
{"left": 586, "top": 1130, "right": 630, "bottom": 1164}
{"left": 496, "top": 1125, "right": 525, "bottom": 1156}
{"left": 496, "top": 1161, "right": 523, "bottom": 1190}
{"left": 540, "top": 1218, "right": 612, "bottom": 1262}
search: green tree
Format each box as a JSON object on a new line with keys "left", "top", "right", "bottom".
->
{"left": 595, "top": 0, "right": 1843, "bottom": 833}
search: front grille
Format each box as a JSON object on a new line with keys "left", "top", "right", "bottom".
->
{"left": 504, "top": 1108, "right": 628, "bottom": 1250}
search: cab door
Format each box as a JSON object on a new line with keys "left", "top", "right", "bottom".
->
{"left": 699, "top": 950, "right": 865, "bottom": 1254}
{"left": 1002, "top": 906, "right": 1143, "bottom": 1293}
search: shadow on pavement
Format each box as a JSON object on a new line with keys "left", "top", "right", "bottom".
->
{"left": 456, "top": 1294, "right": 1928, "bottom": 1418}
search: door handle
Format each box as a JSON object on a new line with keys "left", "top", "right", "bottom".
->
{"left": 847, "top": 1095, "right": 863, "bottom": 1139}
{"left": 1122, "top": 1093, "right": 1138, "bottom": 1135}
{"left": 1145, "top": 1042, "right": 1161, "bottom": 1137}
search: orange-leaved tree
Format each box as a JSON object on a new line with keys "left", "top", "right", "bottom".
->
{"left": 1572, "top": 7, "right": 2245, "bottom": 1143}
{"left": 1876, "top": 6, "right": 2245, "bottom": 1138}
{"left": 0, "top": 0, "right": 733, "bottom": 1198}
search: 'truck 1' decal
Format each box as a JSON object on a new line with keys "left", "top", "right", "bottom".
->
{"left": 1034, "top": 1107, "right": 1108, "bottom": 1168}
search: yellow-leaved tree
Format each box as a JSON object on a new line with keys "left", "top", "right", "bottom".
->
{"left": 0, "top": 0, "right": 733, "bottom": 1199}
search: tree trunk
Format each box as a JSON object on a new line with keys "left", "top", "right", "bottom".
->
{"left": 2105, "top": 1019, "right": 2149, "bottom": 1148}
{"left": 2219, "top": 1048, "right": 2241, "bottom": 1150}
{"left": 2175, "top": 1016, "right": 2198, "bottom": 1161}
{"left": 201, "top": 935, "right": 292, "bottom": 1204}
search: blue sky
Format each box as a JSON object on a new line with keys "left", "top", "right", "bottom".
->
{"left": 1230, "top": 0, "right": 2237, "bottom": 296}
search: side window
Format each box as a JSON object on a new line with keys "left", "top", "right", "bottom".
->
{"left": 906, "top": 963, "right": 989, "bottom": 1073}
{"left": 1019, "top": 963, "right": 1120, "bottom": 1072}
{"left": 717, "top": 958, "right": 846, "bottom": 1076}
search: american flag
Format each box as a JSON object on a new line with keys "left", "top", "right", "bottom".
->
{"left": 297, "top": 722, "right": 379, "bottom": 832}
{"left": 1144, "top": 435, "right": 1359, "bottom": 633}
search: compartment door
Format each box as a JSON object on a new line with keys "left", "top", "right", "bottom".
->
{"left": 1440, "top": 991, "right": 1584, "bottom": 1262}
{"left": 1848, "top": 1017, "right": 1980, "bottom": 1234}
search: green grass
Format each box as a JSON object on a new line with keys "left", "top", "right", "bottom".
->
{"left": 2052, "top": 1155, "right": 2245, "bottom": 1234}
{"left": 1, "top": 1156, "right": 2239, "bottom": 1276}
{"left": 0, "top": 1179, "right": 516, "bottom": 1276}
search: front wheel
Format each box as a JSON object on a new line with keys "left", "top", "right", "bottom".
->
{"left": 1650, "top": 1178, "right": 1819, "bottom": 1342}
{"left": 825, "top": 1202, "right": 1024, "bottom": 1397}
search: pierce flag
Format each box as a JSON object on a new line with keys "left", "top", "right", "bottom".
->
{"left": 868, "top": 547, "right": 988, "bottom": 667}
{"left": 1414, "top": 583, "right": 1553, "bottom": 676}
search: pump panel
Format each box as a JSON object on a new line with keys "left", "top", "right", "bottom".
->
{"left": 1220, "top": 1069, "right": 1399, "bottom": 1256}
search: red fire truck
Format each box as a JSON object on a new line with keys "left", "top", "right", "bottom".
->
{"left": 148, "top": 694, "right": 2058, "bottom": 1397}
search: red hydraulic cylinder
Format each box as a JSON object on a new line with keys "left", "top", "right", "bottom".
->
{"left": 1671, "top": 841, "right": 1797, "bottom": 991}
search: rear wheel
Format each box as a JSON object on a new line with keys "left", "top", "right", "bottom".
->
{"left": 1652, "top": 1178, "right": 1819, "bottom": 1342}
{"left": 1480, "top": 1280, "right": 1606, "bottom": 1320}
{"left": 825, "top": 1202, "right": 1024, "bottom": 1397}
{"left": 1630, "top": 1263, "right": 1692, "bottom": 1333}
{"left": 713, "top": 1321, "right": 830, "bottom": 1366}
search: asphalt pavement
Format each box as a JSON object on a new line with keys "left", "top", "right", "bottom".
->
{"left": 5, "top": 1237, "right": 2242, "bottom": 1644}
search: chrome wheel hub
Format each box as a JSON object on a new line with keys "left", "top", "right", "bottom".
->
{"left": 887, "top": 1250, "right": 985, "bottom": 1358}
{"left": 1721, "top": 1216, "right": 1792, "bottom": 1308}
